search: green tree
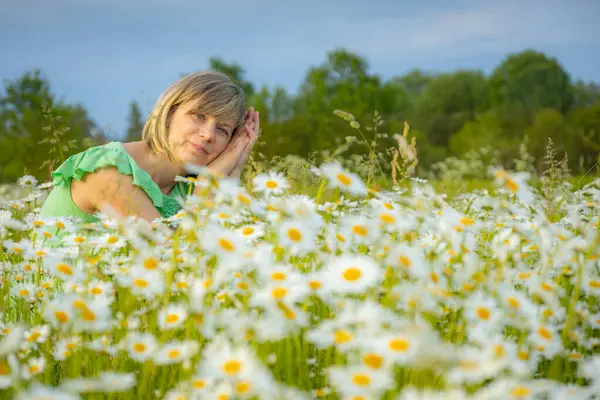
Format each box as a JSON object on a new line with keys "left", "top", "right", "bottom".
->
{"left": 571, "top": 80, "right": 600, "bottom": 109}
{"left": 208, "top": 57, "right": 255, "bottom": 100}
{"left": 0, "top": 69, "right": 99, "bottom": 183}
{"left": 415, "top": 70, "right": 489, "bottom": 146}
{"left": 567, "top": 104, "right": 600, "bottom": 171}
{"left": 293, "top": 48, "right": 385, "bottom": 152}
{"left": 270, "top": 86, "right": 294, "bottom": 124}
{"left": 524, "top": 108, "right": 568, "bottom": 171}
{"left": 250, "top": 85, "right": 271, "bottom": 125}
{"left": 448, "top": 111, "right": 508, "bottom": 156}
{"left": 395, "top": 69, "right": 432, "bottom": 97}
{"left": 488, "top": 49, "right": 573, "bottom": 117}
{"left": 125, "top": 100, "right": 144, "bottom": 142}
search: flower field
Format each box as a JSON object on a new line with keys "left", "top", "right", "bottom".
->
{"left": 1, "top": 161, "right": 600, "bottom": 400}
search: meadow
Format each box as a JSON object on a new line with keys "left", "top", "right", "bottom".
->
{"left": 1, "top": 114, "right": 600, "bottom": 400}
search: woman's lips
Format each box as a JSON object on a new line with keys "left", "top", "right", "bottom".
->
{"left": 190, "top": 142, "right": 209, "bottom": 155}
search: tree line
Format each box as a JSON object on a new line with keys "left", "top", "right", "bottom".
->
{"left": 1, "top": 48, "right": 599, "bottom": 183}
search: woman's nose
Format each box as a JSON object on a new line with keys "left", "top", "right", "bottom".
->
{"left": 199, "top": 124, "right": 217, "bottom": 142}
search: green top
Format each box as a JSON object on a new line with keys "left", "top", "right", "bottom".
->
{"left": 39, "top": 141, "right": 191, "bottom": 225}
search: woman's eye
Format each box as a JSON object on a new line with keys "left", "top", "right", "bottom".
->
{"left": 218, "top": 127, "right": 229, "bottom": 135}
{"left": 194, "top": 113, "right": 206, "bottom": 120}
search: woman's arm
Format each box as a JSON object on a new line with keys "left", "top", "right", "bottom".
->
{"left": 71, "top": 166, "right": 162, "bottom": 222}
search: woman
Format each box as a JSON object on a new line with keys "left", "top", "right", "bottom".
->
{"left": 39, "top": 70, "right": 259, "bottom": 224}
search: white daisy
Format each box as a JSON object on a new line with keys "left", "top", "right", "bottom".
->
{"left": 199, "top": 339, "right": 259, "bottom": 381}
{"left": 122, "top": 266, "right": 165, "bottom": 299}
{"left": 340, "top": 214, "right": 381, "bottom": 245}
{"left": 282, "top": 194, "right": 324, "bottom": 228}
{"left": 276, "top": 218, "right": 318, "bottom": 255}
{"left": 252, "top": 171, "right": 290, "bottom": 197}
{"left": 202, "top": 224, "right": 247, "bottom": 262}
{"left": 319, "top": 160, "right": 368, "bottom": 196}
{"left": 321, "top": 254, "right": 382, "bottom": 295}
{"left": 17, "top": 175, "right": 38, "bottom": 188}
{"left": 328, "top": 364, "right": 393, "bottom": 399}
{"left": 154, "top": 340, "right": 199, "bottom": 365}
{"left": 236, "top": 223, "right": 265, "bottom": 242}
{"left": 158, "top": 303, "right": 188, "bottom": 331}
{"left": 14, "top": 383, "right": 79, "bottom": 400}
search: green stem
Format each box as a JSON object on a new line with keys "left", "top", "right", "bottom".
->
{"left": 562, "top": 262, "right": 583, "bottom": 343}
{"left": 315, "top": 179, "right": 328, "bottom": 205}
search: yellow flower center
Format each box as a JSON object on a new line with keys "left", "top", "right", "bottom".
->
{"left": 81, "top": 307, "right": 96, "bottom": 321}
{"left": 287, "top": 228, "right": 302, "bottom": 242}
{"left": 272, "top": 287, "right": 287, "bottom": 299}
{"left": 144, "top": 258, "right": 158, "bottom": 270}
{"left": 352, "top": 225, "right": 368, "bottom": 236}
{"left": 57, "top": 263, "right": 73, "bottom": 276}
{"left": 510, "top": 385, "right": 531, "bottom": 397}
{"left": 223, "top": 360, "right": 241, "bottom": 375}
{"left": 309, "top": 280, "right": 321, "bottom": 290}
{"left": 538, "top": 327, "right": 552, "bottom": 340}
{"left": 336, "top": 173, "right": 352, "bottom": 186}
{"left": 363, "top": 353, "right": 383, "bottom": 369}
{"left": 219, "top": 238, "right": 235, "bottom": 251}
{"left": 90, "top": 287, "right": 103, "bottom": 295}
{"left": 236, "top": 381, "right": 251, "bottom": 394}
{"left": 27, "top": 332, "right": 41, "bottom": 342}
{"left": 507, "top": 296, "right": 520, "bottom": 309}
{"left": 343, "top": 267, "right": 361, "bottom": 281}
{"left": 133, "top": 343, "right": 146, "bottom": 353}
{"left": 166, "top": 314, "right": 179, "bottom": 324}
{"left": 271, "top": 272, "right": 286, "bottom": 281}
{"left": 380, "top": 213, "right": 396, "bottom": 224}
{"left": 193, "top": 379, "right": 206, "bottom": 389}
{"left": 238, "top": 194, "right": 251, "bottom": 205}
{"left": 134, "top": 279, "right": 149, "bottom": 288}
{"left": 505, "top": 178, "right": 519, "bottom": 193}
{"left": 334, "top": 330, "right": 352, "bottom": 344}
{"left": 352, "top": 373, "right": 370, "bottom": 386}
{"left": 55, "top": 311, "right": 69, "bottom": 323}
{"left": 399, "top": 256, "right": 411, "bottom": 268}
{"left": 477, "top": 307, "right": 491, "bottom": 320}
{"left": 389, "top": 338, "right": 409, "bottom": 352}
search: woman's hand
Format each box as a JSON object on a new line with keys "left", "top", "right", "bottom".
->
{"left": 230, "top": 107, "right": 260, "bottom": 178}
{"left": 205, "top": 107, "right": 260, "bottom": 178}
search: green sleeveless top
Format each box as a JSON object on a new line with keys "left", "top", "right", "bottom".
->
{"left": 38, "top": 141, "right": 191, "bottom": 225}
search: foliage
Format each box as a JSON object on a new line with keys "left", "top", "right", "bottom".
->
{"left": 488, "top": 49, "right": 573, "bottom": 116}
{"left": 0, "top": 70, "right": 105, "bottom": 183}
{"left": 125, "top": 101, "right": 144, "bottom": 142}
{"left": 2, "top": 48, "right": 600, "bottom": 183}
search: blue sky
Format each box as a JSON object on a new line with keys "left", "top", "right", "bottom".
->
{"left": 1, "top": 0, "right": 599, "bottom": 139}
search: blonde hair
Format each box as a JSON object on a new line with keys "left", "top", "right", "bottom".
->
{"left": 142, "top": 70, "right": 246, "bottom": 162}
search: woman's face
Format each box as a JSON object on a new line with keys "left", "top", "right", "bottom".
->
{"left": 167, "top": 101, "right": 237, "bottom": 166}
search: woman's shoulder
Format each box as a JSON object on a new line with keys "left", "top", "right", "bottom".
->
{"left": 50, "top": 141, "right": 181, "bottom": 214}
{"left": 51, "top": 141, "right": 135, "bottom": 184}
